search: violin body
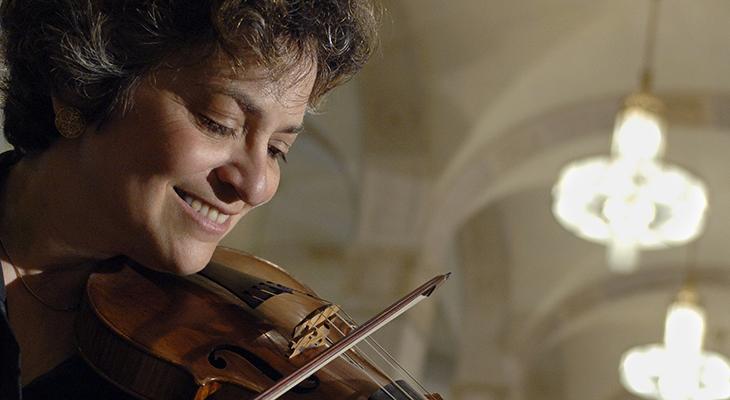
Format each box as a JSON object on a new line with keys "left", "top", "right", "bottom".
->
{"left": 75, "top": 247, "right": 424, "bottom": 399}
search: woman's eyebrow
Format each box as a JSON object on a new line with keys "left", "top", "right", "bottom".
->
{"left": 207, "top": 84, "right": 305, "bottom": 135}
{"left": 281, "top": 124, "right": 305, "bottom": 134}
{"left": 206, "top": 84, "right": 262, "bottom": 116}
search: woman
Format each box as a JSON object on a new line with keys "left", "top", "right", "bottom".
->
{"left": 0, "top": 0, "right": 378, "bottom": 398}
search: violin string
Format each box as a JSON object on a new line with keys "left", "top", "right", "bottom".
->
{"left": 332, "top": 308, "right": 428, "bottom": 399}
{"left": 285, "top": 286, "right": 430, "bottom": 399}
{"left": 338, "top": 309, "right": 432, "bottom": 397}
{"left": 313, "top": 309, "right": 400, "bottom": 399}
{"left": 362, "top": 338, "right": 431, "bottom": 396}
{"left": 329, "top": 315, "right": 417, "bottom": 400}
{"left": 354, "top": 342, "right": 417, "bottom": 400}
{"left": 329, "top": 325, "right": 405, "bottom": 400}
{"left": 284, "top": 288, "right": 387, "bottom": 374}
{"left": 325, "top": 338, "right": 397, "bottom": 400}
{"left": 345, "top": 347, "right": 400, "bottom": 400}
{"left": 322, "top": 332, "right": 399, "bottom": 400}
{"left": 325, "top": 337, "right": 365, "bottom": 370}
{"left": 321, "top": 311, "right": 365, "bottom": 369}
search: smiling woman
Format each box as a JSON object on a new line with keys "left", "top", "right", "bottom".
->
{"left": 71, "top": 57, "right": 316, "bottom": 275}
{"left": 0, "top": 0, "right": 378, "bottom": 399}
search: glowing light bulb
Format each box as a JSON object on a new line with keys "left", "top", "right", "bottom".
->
{"left": 612, "top": 106, "right": 666, "bottom": 162}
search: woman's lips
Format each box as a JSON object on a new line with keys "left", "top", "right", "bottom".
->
{"left": 173, "top": 187, "right": 233, "bottom": 234}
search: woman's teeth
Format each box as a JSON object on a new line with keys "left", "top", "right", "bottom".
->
{"left": 183, "top": 195, "right": 230, "bottom": 224}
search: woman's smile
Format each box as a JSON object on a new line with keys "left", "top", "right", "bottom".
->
{"left": 173, "top": 186, "right": 235, "bottom": 236}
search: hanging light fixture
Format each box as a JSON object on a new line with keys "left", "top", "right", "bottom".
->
{"left": 551, "top": 0, "right": 708, "bottom": 272}
{"left": 619, "top": 284, "right": 730, "bottom": 400}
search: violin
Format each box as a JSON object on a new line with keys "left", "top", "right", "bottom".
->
{"left": 75, "top": 247, "right": 447, "bottom": 399}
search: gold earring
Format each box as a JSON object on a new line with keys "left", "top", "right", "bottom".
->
{"left": 55, "top": 106, "right": 86, "bottom": 139}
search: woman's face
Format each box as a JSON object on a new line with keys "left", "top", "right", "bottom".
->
{"left": 76, "top": 56, "right": 315, "bottom": 274}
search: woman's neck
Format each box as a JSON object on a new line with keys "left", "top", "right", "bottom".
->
{"left": 0, "top": 144, "right": 113, "bottom": 384}
{"left": 0, "top": 143, "right": 117, "bottom": 273}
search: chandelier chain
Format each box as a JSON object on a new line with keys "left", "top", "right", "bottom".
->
{"left": 640, "top": 0, "right": 661, "bottom": 91}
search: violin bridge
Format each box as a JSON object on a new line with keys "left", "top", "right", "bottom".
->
{"left": 288, "top": 304, "right": 341, "bottom": 359}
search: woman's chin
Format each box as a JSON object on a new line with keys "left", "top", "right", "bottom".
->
{"left": 170, "top": 259, "right": 210, "bottom": 276}
{"left": 176, "top": 251, "right": 216, "bottom": 275}
{"left": 138, "top": 246, "right": 216, "bottom": 276}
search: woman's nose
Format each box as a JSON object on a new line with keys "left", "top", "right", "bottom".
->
{"left": 215, "top": 148, "right": 270, "bottom": 207}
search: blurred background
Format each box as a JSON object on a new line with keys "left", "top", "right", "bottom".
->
{"left": 225, "top": 1, "right": 730, "bottom": 399}
{"left": 6, "top": 1, "right": 730, "bottom": 399}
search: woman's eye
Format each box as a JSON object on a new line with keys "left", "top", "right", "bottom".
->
{"left": 198, "top": 114, "right": 237, "bottom": 136}
{"left": 268, "top": 145, "right": 288, "bottom": 163}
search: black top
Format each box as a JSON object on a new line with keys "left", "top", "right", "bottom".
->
{"left": 0, "top": 150, "right": 133, "bottom": 399}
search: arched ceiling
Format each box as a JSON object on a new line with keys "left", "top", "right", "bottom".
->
{"left": 10, "top": 2, "right": 730, "bottom": 399}
{"left": 196, "top": 1, "right": 730, "bottom": 399}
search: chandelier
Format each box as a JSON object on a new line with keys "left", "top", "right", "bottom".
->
{"left": 619, "top": 285, "right": 730, "bottom": 400}
{"left": 551, "top": 0, "right": 708, "bottom": 272}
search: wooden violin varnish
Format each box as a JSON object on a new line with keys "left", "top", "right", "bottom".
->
{"left": 76, "top": 247, "right": 447, "bottom": 400}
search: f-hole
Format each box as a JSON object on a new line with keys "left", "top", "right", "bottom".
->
{"left": 208, "top": 345, "right": 319, "bottom": 393}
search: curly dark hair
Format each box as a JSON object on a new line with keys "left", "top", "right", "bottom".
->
{"left": 0, "top": 0, "right": 379, "bottom": 153}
